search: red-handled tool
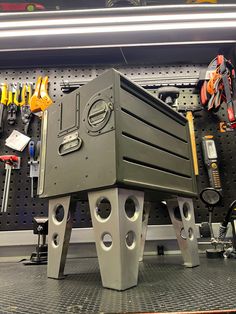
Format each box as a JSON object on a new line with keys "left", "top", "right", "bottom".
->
{"left": 0, "top": 155, "right": 20, "bottom": 212}
{"left": 0, "top": 155, "right": 19, "bottom": 164}
{"left": 200, "top": 55, "right": 236, "bottom": 129}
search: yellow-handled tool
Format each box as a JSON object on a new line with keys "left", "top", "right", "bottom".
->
{"left": 186, "top": 111, "right": 199, "bottom": 176}
{"left": 21, "top": 83, "right": 33, "bottom": 134}
{"left": 7, "top": 84, "right": 18, "bottom": 125}
{"left": 0, "top": 83, "right": 8, "bottom": 135}
{"left": 29, "top": 76, "right": 53, "bottom": 113}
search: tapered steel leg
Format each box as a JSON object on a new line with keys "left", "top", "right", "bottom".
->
{"left": 139, "top": 202, "right": 151, "bottom": 262}
{"left": 167, "top": 197, "right": 200, "bottom": 268}
{"left": 88, "top": 188, "right": 144, "bottom": 291}
{"left": 47, "top": 196, "right": 74, "bottom": 279}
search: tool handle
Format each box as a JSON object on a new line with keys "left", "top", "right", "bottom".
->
{"left": 202, "top": 136, "right": 222, "bottom": 191}
{"left": 13, "top": 83, "right": 20, "bottom": 106}
{"left": 0, "top": 83, "right": 8, "bottom": 105}
{"left": 186, "top": 111, "right": 199, "bottom": 176}
{"left": 29, "top": 140, "right": 35, "bottom": 159}
{"left": 7, "top": 88, "right": 14, "bottom": 106}
{"left": 27, "top": 83, "right": 33, "bottom": 100}
{"left": 19, "top": 84, "right": 27, "bottom": 107}
{"left": 0, "top": 155, "right": 19, "bottom": 163}
{"left": 0, "top": 105, "right": 4, "bottom": 135}
{"left": 34, "top": 77, "right": 42, "bottom": 98}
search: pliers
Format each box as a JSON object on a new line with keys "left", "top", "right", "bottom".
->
{"left": 7, "top": 83, "right": 19, "bottom": 125}
{"left": 20, "top": 83, "right": 33, "bottom": 134}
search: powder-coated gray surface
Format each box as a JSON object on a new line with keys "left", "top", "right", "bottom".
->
{"left": 0, "top": 255, "right": 235, "bottom": 313}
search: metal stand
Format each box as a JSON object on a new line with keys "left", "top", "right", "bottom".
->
{"left": 139, "top": 202, "right": 151, "bottom": 262}
{"left": 167, "top": 197, "right": 200, "bottom": 268}
{"left": 47, "top": 196, "right": 74, "bottom": 279}
{"left": 88, "top": 188, "right": 144, "bottom": 291}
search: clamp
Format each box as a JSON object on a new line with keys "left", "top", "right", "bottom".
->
{"left": 29, "top": 76, "right": 53, "bottom": 113}
{"left": 200, "top": 55, "right": 236, "bottom": 129}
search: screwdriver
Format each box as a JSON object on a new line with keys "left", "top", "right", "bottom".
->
{"left": 29, "top": 140, "right": 35, "bottom": 198}
{"left": 28, "top": 140, "right": 40, "bottom": 198}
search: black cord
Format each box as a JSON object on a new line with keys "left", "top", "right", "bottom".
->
{"left": 222, "top": 200, "right": 236, "bottom": 228}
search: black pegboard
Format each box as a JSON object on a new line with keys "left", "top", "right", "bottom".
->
{"left": 0, "top": 64, "right": 235, "bottom": 231}
{"left": 148, "top": 88, "right": 236, "bottom": 225}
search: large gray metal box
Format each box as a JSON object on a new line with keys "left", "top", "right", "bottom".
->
{"left": 39, "top": 69, "right": 197, "bottom": 199}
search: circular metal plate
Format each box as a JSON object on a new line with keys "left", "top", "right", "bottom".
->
{"left": 83, "top": 95, "right": 113, "bottom": 134}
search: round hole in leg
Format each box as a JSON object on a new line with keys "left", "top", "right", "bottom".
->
{"left": 96, "top": 198, "right": 111, "bottom": 221}
{"left": 54, "top": 204, "right": 64, "bottom": 223}
{"left": 180, "top": 228, "right": 187, "bottom": 240}
{"left": 101, "top": 233, "right": 112, "bottom": 250}
{"left": 183, "top": 202, "right": 191, "bottom": 220}
{"left": 126, "top": 231, "right": 136, "bottom": 249}
{"left": 52, "top": 233, "right": 59, "bottom": 247}
{"left": 188, "top": 227, "right": 194, "bottom": 240}
{"left": 125, "top": 197, "right": 139, "bottom": 221}
{"left": 174, "top": 206, "right": 182, "bottom": 221}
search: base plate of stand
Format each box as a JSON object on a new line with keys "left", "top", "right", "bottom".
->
{"left": 22, "top": 249, "right": 48, "bottom": 266}
{"left": 206, "top": 248, "right": 224, "bottom": 259}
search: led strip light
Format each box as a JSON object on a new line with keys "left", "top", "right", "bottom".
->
{"left": 0, "top": 5, "right": 235, "bottom": 51}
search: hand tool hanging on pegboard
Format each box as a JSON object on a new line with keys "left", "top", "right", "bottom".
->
{"left": 200, "top": 55, "right": 236, "bottom": 129}
{"left": 202, "top": 135, "right": 222, "bottom": 192}
{"left": 19, "top": 83, "right": 33, "bottom": 134}
{"left": 28, "top": 140, "right": 40, "bottom": 198}
{"left": 29, "top": 76, "right": 53, "bottom": 113}
{"left": 0, "top": 83, "right": 8, "bottom": 135}
{"left": 0, "top": 155, "right": 20, "bottom": 213}
{"left": 7, "top": 83, "right": 19, "bottom": 125}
